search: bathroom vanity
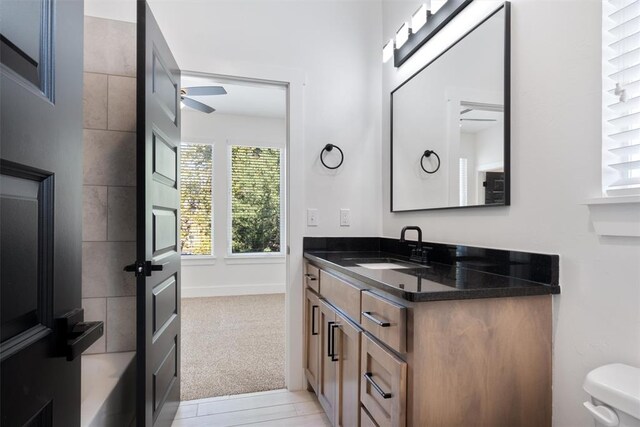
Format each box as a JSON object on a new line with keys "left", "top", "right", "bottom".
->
{"left": 302, "top": 237, "right": 559, "bottom": 427}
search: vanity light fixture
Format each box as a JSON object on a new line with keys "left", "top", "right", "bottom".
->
{"left": 411, "top": 4, "right": 429, "bottom": 33}
{"left": 382, "top": 39, "right": 394, "bottom": 63}
{"left": 386, "top": 0, "right": 474, "bottom": 68}
{"left": 395, "top": 22, "right": 411, "bottom": 49}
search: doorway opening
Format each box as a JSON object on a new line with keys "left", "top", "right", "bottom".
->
{"left": 178, "top": 73, "right": 288, "bottom": 402}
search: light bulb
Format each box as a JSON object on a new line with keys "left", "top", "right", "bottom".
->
{"left": 396, "top": 22, "right": 410, "bottom": 49}
{"left": 430, "top": 0, "right": 447, "bottom": 14}
{"left": 411, "top": 4, "right": 428, "bottom": 33}
{"left": 382, "top": 39, "right": 394, "bottom": 63}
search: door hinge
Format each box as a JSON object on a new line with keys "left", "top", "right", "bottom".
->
{"left": 123, "top": 260, "right": 163, "bottom": 277}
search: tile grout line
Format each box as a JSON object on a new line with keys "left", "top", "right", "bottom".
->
{"left": 180, "top": 389, "right": 290, "bottom": 406}
{"left": 85, "top": 70, "right": 136, "bottom": 79}
{"left": 194, "top": 400, "right": 297, "bottom": 416}
{"left": 106, "top": 73, "right": 110, "bottom": 132}
{"left": 177, "top": 408, "right": 314, "bottom": 427}
{"left": 106, "top": 186, "right": 109, "bottom": 244}
{"left": 194, "top": 396, "right": 316, "bottom": 418}
{"left": 231, "top": 411, "right": 327, "bottom": 427}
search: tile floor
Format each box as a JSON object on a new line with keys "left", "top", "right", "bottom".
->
{"left": 172, "top": 389, "right": 331, "bottom": 427}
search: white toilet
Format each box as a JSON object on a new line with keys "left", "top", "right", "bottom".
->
{"left": 583, "top": 363, "right": 640, "bottom": 427}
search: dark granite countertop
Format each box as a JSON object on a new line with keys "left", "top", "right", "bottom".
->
{"left": 303, "top": 238, "right": 560, "bottom": 302}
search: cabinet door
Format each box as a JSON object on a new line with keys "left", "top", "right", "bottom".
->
{"left": 361, "top": 334, "right": 407, "bottom": 427}
{"left": 318, "top": 300, "right": 338, "bottom": 423}
{"left": 335, "top": 311, "right": 362, "bottom": 427}
{"left": 304, "top": 288, "right": 320, "bottom": 392}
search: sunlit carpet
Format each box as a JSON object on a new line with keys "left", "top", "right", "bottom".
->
{"left": 180, "top": 294, "right": 285, "bottom": 401}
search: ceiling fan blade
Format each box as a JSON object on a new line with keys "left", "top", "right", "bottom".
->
{"left": 182, "top": 86, "right": 227, "bottom": 96}
{"left": 182, "top": 97, "right": 215, "bottom": 113}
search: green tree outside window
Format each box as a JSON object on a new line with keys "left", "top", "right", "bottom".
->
{"left": 231, "top": 146, "right": 281, "bottom": 253}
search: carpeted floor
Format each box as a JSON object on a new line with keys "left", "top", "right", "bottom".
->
{"left": 180, "top": 294, "right": 285, "bottom": 401}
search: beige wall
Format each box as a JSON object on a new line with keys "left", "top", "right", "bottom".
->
{"left": 82, "top": 17, "right": 137, "bottom": 354}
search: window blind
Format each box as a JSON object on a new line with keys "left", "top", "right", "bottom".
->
{"left": 230, "top": 146, "right": 282, "bottom": 254}
{"left": 604, "top": 0, "right": 640, "bottom": 195}
{"left": 180, "top": 143, "right": 213, "bottom": 255}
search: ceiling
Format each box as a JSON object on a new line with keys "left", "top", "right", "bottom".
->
{"left": 181, "top": 74, "right": 286, "bottom": 119}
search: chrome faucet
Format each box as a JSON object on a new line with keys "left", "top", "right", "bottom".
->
{"left": 400, "top": 226, "right": 428, "bottom": 263}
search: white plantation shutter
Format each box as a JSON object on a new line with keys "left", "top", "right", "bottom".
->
{"left": 603, "top": 0, "right": 640, "bottom": 195}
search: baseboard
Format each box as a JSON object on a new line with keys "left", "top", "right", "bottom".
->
{"left": 181, "top": 283, "right": 285, "bottom": 298}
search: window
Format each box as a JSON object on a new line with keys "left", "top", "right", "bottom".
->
{"left": 229, "top": 145, "right": 283, "bottom": 254}
{"left": 180, "top": 143, "right": 213, "bottom": 255}
{"left": 459, "top": 158, "right": 468, "bottom": 206}
{"left": 602, "top": 0, "right": 640, "bottom": 196}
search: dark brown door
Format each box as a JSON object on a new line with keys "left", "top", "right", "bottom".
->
{"left": 1, "top": 0, "right": 86, "bottom": 425}
{"left": 135, "top": 2, "right": 182, "bottom": 426}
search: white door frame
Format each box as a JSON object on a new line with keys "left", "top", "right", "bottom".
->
{"left": 182, "top": 65, "right": 307, "bottom": 392}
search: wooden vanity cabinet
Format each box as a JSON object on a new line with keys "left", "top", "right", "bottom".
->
{"left": 335, "top": 311, "right": 362, "bottom": 427}
{"left": 360, "top": 333, "right": 406, "bottom": 427}
{"left": 315, "top": 289, "right": 363, "bottom": 427}
{"left": 303, "top": 260, "right": 553, "bottom": 427}
{"left": 318, "top": 300, "right": 338, "bottom": 420}
{"left": 304, "top": 287, "right": 320, "bottom": 392}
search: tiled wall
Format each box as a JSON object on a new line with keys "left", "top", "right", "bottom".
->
{"left": 82, "top": 17, "right": 137, "bottom": 354}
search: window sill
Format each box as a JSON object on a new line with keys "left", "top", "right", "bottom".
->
{"left": 224, "top": 255, "right": 286, "bottom": 265}
{"left": 181, "top": 256, "right": 217, "bottom": 266}
{"left": 585, "top": 195, "right": 640, "bottom": 205}
{"left": 584, "top": 196, "right": 640, "bottom": 237}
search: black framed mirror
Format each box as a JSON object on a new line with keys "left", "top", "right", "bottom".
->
{"left": 391, "top": 3, "right": 510, "bottom": 212}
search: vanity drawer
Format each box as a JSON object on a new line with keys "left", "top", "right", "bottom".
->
{"left": 360, "top": 334, "right": 406, "bottom": 427}
{"left": 319, "top": 270, "right": 361, "bottom": 321}
{"left": 304, "top": 262, "right": 320, "bottom": 293}
{"left": 360, "top": 291, "right": 406, "bottom": 353}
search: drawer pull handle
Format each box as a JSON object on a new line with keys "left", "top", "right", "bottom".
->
{"left": 364, "top": 372, "right": 392, "bottom": 399}
{"left": 327, "top": 321, "right": 335, "bottom": 357}
{"left": 311, "top": 305, "right": 319, "bottom": 336}
{"left": 304, "top": 274, "right": 317, "bottom": 281}
{"left": 362, "top": 311, "right": 391, "bottom": 327}
{"left": 330, "top": 323, "right": 339, "bottom": 362}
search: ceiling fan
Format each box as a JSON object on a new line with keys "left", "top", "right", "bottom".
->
{"left": 180, "top": 86, "right": 227, "bottom": 113}
{"left": 460, "top": 108, "right": 497, "bottom": 122}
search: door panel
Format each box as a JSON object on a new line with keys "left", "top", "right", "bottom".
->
{"left": 335, "top": 312, "right": 361, "bottom": 427}
{"left": 0, "top": 0, "right": 85, "bottom": 425}
{"left": 137, "top": 2, "right": 181, "bottom": 426}
{"left": 318, "top": 300, "right": 337, "bottom": 423}
{"left": 304, "top": 288, "right": 320, "bottom": 391}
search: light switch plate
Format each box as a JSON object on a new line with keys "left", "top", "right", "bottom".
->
{"left": 340, "top": 209, "right": 350, "bottom": 226}
{"left": 307, "top": 208, "right": 319, "bottom": 226}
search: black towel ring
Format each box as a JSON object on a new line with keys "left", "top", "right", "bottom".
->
{"left": 420, "top": 150, "right": 441, "bottom": 174}
{"left": 320, "top": 144, "right": 344, "bottom": 170}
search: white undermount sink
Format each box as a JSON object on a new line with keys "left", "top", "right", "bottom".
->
{"left": 356, "top": 262, "right": 413, "bottom": 270}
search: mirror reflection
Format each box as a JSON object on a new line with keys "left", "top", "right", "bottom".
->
{"left": 391, "top": 7, "right": 509, "bottom": 212}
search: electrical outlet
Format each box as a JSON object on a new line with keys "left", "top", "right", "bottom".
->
{"left": 340, "top": 209, "right": 350, "bottom": 226}
{"left": 307, "top": 208, "right": 319, "bottom": 226}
